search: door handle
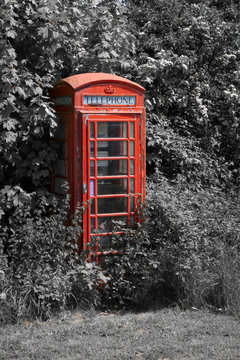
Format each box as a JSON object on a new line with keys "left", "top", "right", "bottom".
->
{"left": 83, "top": 183, "right": 87, "bottom": 194}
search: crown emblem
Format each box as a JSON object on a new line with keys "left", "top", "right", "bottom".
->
{"left": 104, "top": 85, "right": 115, "bottom": 94}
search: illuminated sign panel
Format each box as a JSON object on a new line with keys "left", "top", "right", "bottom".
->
{"left": 83, "top": 95, "right": 136, "bottom": 106}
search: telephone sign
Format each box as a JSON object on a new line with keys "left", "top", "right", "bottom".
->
{"left": 83, "top": 95, "right": 136, "bottom": 105}
{"left": 49, "top": 73, "right": 146, "bottom": 257}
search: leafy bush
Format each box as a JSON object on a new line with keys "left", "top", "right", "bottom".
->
{"left": 100, "top": 179, "right": 240, "bottom": 316}
{"left": 155, "top": 179, "right": 240, "bottom": 315}
{"left": 99, "top": 196, "right": 177, "bottom": 310}
{"left": 0, "top": 194, "right": 101, "bottom": 324}
{"left": 0, "top": 0, "right": 240, "bottom": 319}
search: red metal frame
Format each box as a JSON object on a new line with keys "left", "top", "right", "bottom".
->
{"left": 83, "top": 113, "right": 140, "bottom": 256}
{"left": 49, "top": 73, "right": 146, "bottom": 254}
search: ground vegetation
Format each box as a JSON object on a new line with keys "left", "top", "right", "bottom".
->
{"left": 1, "top": 308, "right": 240, "bottom": 360}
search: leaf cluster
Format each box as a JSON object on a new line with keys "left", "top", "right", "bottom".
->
{"left": 100, "top": 180, "right": 240, "bottom": 315}
{"left": 0, "top": 196, "right": 101, "bottom": 323}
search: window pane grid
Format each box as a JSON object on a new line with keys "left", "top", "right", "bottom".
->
{"left": 90, "top": 155, "right": 135, "bottom": 158}
{"left": 130, "top": 122, "right": 135, "bottom": 138}
{"left": 97, "top": 141, "right": 128, "bottom": 157}
{"left": 90, "top": 212, "right": 135, "bottom": 231}
{"left": 97, "top": 137, "right": 128, "bottom": 140}
{"left": 94, "top": 122, "right": 98, "bottom": 225}
{"left": 127, "top": 121, "right": 131, "bottom": 214}
{"left": 90, "top": 175, "right": 129, "bottom": 179}
{"left": 90, "top": 122, "right": 94, "bottom": 138}
{"left": 88, "top": 118, "right": 137, "bottom": 239}
{"left": 96, "top": 194, "right": 128, "bottom": 198}
{"left": 96, "top": 159, "right": 128, "bottom": 176}
{"left": 98, "top": 178, "right": 128, "bottom": 195}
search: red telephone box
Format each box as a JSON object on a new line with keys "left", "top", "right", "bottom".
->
{"left": 49, "top": 73, "right": 146, "bottom": 254}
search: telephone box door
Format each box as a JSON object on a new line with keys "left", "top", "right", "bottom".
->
{"left": 82, "top": 113, "right": 141, "bottom": 252}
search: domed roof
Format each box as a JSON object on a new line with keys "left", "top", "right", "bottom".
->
{"left": 55, "top": 73, "right": 145, "bottom": 92}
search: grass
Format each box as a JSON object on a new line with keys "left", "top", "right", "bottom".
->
{"left": 0, "top": 307, "right": 240, "bottom": 360}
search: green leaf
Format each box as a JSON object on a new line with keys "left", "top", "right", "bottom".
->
{"left": 0, "top": 209, "right": 5, "bottom": 219}
{"left": 98, "top": 51, "right": 110, "bottom": 59}
{"left": 5, "top": 131, "right": 17, "bottom": 143}
{"left": 3, "top": 119, "right": 18, "bottom": 131}
{"left": 38, "top": 27, "right": 49, "bottom": 38}
{"left": 110, "top": 50, "right": 118, "bottom": 58}
{"left": 52, "top": 31, "right": 59, "bottom": 39}
{"left": 6, "top": 30, "right": 17, "bottom": 39}
{"left": 60, "top": 25, "right": 68, "bottom": 33}
{"left": 33, "top": 87, "right": 43, "bottom": 95}
{"left": 15, "top": 87, "right": 27, "bottom": 98}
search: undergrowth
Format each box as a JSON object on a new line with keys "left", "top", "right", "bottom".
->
{"left": 0, "top": 194, "right": 101, "bottom": 324}
{"left": 1, "top": 179, "right": 240, "bottom": 323}
{"left": 100, "top": 179, "right": 240, "bottom": 316}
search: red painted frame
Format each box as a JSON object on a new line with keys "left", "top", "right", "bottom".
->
{"left": 49, "top": 73, "right": 146, "bottom": 254}
{"left": 84, "top": 113, "right": 140, "bottom": 255}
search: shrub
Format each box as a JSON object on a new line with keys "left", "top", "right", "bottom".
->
{"left": 99, "top": 197, "right": 177, "bottom": 310}
{"left": 100, "top": 179, "right": 240, "bottom": 316}
{"left": 0, "top": 194, "right": 101, "bottom": 324}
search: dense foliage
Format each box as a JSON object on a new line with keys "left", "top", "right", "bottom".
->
{"left": 101, "top": 180, "right": 240, "bottom": 313}
{"left": 0, "top": 0, "right": 240, "bottom": 319}
{"left": 1, "top": 0, "right": 239, "bottom": 205}
{"left": 0, "top": 195, "right": 101, "bottom": 323}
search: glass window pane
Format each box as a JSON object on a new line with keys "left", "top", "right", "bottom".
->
{"left": 90, "top": 198, "right": 95, "bottom": 214}
{"left": 97, "top": 141, "right": 127, "bottom": 157}
{"left": 98, "top": 197, "right": 128, "bottom": 214}
{"left": 130, "top": 122, "right": 134, "bottom": 138}
{"left": 90, "top": 160, "right": 94, "bottom": 176}
{"left": 130, "top": 196, "right": 135, "bottom": 212}
{"left": 130, "top": 160, "right": 135, "bottom": 175}
{"left": 97, "top": 159, "right": 127, "bottom": 176}
{"left": 91, "top": 218, "right": 95, "bottom": 232}
{"left": 130, "top": 178, "right": 135, "bottom": 193}
{"left": 54, "top": 159, "right": 65, "bottom": 177}
{"left": 90, "top": 180, "right": 95, "bottom": 196}
{"left": 90, "top": 142, "right": 95, "bottom": 157}
{"left": 90, "top": 122, "right": 95, "bottom": 138}
{"left": 97, "top": 122, "right": 127, "bottom": 138}
{"left": 90, "top": 234, "right": 112, "bottom": 248}
{"left": 98, "top": 179, "right": 127, "bottom": 195}
{"left": 55, "top": 122, "right": 65, "bottom": 138}
{"left": 130, "top": 141, "right": 135, "bottom": 156}
{"left": 98, "top": 216, "right": 127, "bottom": 232}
